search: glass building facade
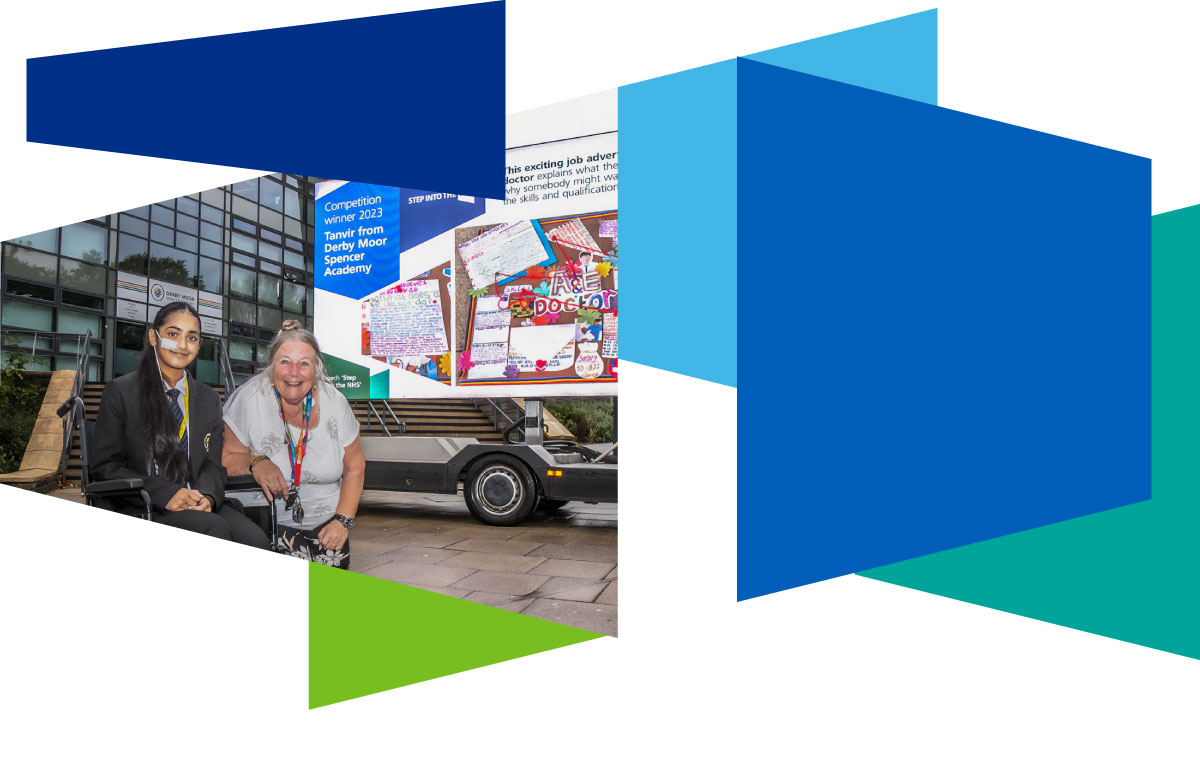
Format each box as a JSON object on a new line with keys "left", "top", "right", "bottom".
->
{"left": 0, "top": 173, "right": 315, "bottom": 386}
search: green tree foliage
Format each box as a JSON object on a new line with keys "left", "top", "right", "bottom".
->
{"left": 545, "top": 397, "right": 614, "bottom": 444}
{"left": 0, "top": 336, "right": 50, "bottom": 473}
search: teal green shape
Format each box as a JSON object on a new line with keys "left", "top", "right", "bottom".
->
{"left": 369, "top": 369, "right": 389, "bottom": 399}
{"left": 862, "top": 205, "right": 1200, "bottom": 659}
{"left": 323, "top": 353, "right": 369, "bottom": 399}
{"left": 746, "top": 9, "right": 936, "bottom": 104}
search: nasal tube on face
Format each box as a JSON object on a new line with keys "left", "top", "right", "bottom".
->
{"left": 154, "top": 330, "right": 179, "bottom": 351}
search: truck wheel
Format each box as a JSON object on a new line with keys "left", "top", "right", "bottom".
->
{"left": 465, "top": 456, "right": 537, "bottom": 526}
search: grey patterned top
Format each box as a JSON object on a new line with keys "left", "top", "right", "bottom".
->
{"left": 223, "top": 374, "right": 359, "bottom": 530}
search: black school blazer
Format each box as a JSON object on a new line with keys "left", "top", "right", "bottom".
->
{"left": 90, "top": 370, "right": 227, "bottom": 512}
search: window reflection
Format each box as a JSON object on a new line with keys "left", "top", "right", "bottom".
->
{"left": 149, "top": 242, "right": 197, "bottom": 286}
{"left": 4, "top": 245, "right": 58, "bottom": 283}
{"left": 5, "top": 228, "right": 57, "bottom": 253}
{"left": 232, "top": 178, "right": 258, "bottom": 202}
{"left": 258, "top": 274, "right": 280, "bottom": 305}
{"left": 61, "top": 222, "right": 107, "bottom": 263}
{"left": 197, "top": 257, "right": 222, "bottom": 292}
{"left": 117, "top": 235, "right": 148, "bottom": 274}
{"left": 60, "top": 258, "right": 105, "bottom": 293}
{"left": 230, "top": 266, "right": 256, "bottom": 299}
{"left": 283, "top": 281, "right": 305, "bottom": 314}
{"left": 261, "top": 178, "right": 283, "bottom": 212}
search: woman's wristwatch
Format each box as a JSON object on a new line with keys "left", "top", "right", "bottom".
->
{"left": 334, "top": 514, "right": 356, "bottom": 531}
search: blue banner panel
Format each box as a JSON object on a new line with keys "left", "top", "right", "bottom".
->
{"left": 316, "top": 183, "right": 401, "bottom": 300}
{"left": 395, "top": 189, "right": 487, "bottom": 253}
{"left": 27, "top": 3, "right": 506, "bottom": 199}
{"left": 736, "top": 59, "right": 1150, "bottom": 600}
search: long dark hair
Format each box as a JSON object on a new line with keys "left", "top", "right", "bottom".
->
{"left": 137, "top": 302, "right": 201, "bottom": 484}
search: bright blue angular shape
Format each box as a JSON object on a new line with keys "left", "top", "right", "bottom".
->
{"left": 736, "top": 59, "right": 1150, "bottom": 600}
{"left": 27, "top": 3, "right": 506, "bottom": 198}
{"left": 746, "top": 9, "right": 937, "bottom": 104}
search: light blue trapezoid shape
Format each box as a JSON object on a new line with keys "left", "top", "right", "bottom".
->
{"left": 746, "top": 9, "right": 937, "bottom": 104}
{"left": 618, "top": 11, "right": 937, "bottom": 388}
{"left": 619, "top": 60, "right": 738, "bottom": 387}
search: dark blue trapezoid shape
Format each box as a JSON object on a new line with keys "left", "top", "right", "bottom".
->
{"left": 27, "top": 3, "right": 506, "bottom": 199}
{"left": 736, "top": 59, "right": 1150, "bottom": 600}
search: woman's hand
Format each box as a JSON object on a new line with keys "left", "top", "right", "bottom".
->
{"left": 251, "top": 459, "right": 289, "bottom": 501}
{"left": 165, "top": 487, "right": 207, "bottom": 512}
{"left": 318, "top": 519, "right": 349, "bottom": 551}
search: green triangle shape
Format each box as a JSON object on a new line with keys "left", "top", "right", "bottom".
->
{"left": 309, "top": 562, "right": 601, "bottom": 708}
{"left": 860, "top": 204, "right": 1200, "bottom": 659}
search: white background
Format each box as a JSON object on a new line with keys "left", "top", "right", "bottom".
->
{"left": 2, "top": 2, "right": 1199, "bottom": 765}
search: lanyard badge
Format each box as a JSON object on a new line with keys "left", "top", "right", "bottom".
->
{"left": 274, "top": 388, "right": 312, "bottom": 524}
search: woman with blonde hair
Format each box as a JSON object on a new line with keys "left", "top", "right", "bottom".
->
{"left": 222, "top": 320, "right": 365, "bottom": 566}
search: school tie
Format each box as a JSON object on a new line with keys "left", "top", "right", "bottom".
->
{"left": 165, "top": 388, "right": 188, "bottom": 456}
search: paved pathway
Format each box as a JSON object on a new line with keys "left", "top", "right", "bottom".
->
{"left": 351, "top": 490, "right": 617, "bottom": 636}
{"left": 48, "top": 486, "right": 618, "bottom": 636}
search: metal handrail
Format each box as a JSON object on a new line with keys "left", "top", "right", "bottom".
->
{"left": 216, "top": 338, "right": 238, "bottom": 397}
{"left": 365, "top": 401, "right": 391, "bottom": 437}
{"left": 57, "top": 330, "right": 93, "bottom": 482}
{"left": 380, "top": 400, "right": 405, "bottom": 434}
{"left": 482, "top": 398, "right": 522, "bottom": 429}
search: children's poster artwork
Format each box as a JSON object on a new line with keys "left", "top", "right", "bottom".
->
{"left": 455, "top": 211, "right": 618, "bottom": 385}
{"left": 458, "top": 219, "right": 555, "bottom": 291}
{"left": 361, "top": 261, "right": 453, "bottom": 383}
{"left": 601, "top": 312, "right": 617, "bottom": 358}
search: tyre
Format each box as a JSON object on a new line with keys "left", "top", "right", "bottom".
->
{"left": 537, "top": 498, "right": 570, "bottom": 512}
{"left": 464, "top": 455, "right": 538, "bottom": 526}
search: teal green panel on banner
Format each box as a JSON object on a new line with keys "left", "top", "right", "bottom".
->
{"left": 323, "top": 353, "right": 369, "bottom": 400}
{"left": 369, "top": 370, "right": 389, "bottom": 399}
{"left": 747, "top": 9, "right": 937, "bottom": 104}
{"left": 309, "top": 564, "right": 601, "bottom": 708}
{"left": 862, "top": 205, "right": 1200, "bottom": 659}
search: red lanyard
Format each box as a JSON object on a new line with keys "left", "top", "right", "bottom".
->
{"left": 274, "top": 388, "right": 312, "bottom": 485}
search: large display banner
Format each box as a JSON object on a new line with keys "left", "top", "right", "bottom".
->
{"left": 315, "top": 131, "right": 618, "bottom": 398}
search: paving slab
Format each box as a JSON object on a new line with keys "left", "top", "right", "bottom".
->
{"left": 352, "top": 525, "right": 419, "bottom": 542}
{"left": 361, "top": 561, "right": 477, "bottom": 588}
{"left": 448, "top": 570, "right": 550, "bottom": 596}
{"left": 385, "top": 531, "right": 474, "bottom": 549}
{"left": 508, "top": 529, "right": 583, "bottom": 544}
{"left": 462, "top": 591, "right": 525, "bottom": 607}
{"left": 524, "top": 598, "right": 617, "bottom": 636}
{"left": 596, "top": 580, "right": 618, "bottom": 606}
{"left": 439, "top": 525, "right": 527, "bottom": 541}
{"left": 446, "top": 538, "right": 542, "bottom": 556}
{"left": 530, "top": 576, "right": 606, "bottom": 603}
{"left": 413, "top": 586, "right": 472, "bottom": 599}
{"left": 361, "top": 545, "right": 461, "bottom": 566}
{"left": 496, "top": 598, "right": 536, "bottom": 613}
{"left": 351, "top": 536, "right": 415, "bottom": 559}
{"left": 530, "top": 559, "right": 615, "bottom": 580}
{"left": 439, "top": 551, "right": 546, "bottom": 573}
{"left": 349, "top": 554, "right": 398, "bottom": 573}
{"left": 525, "top": 543, "right": 618, "bottom": 563}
